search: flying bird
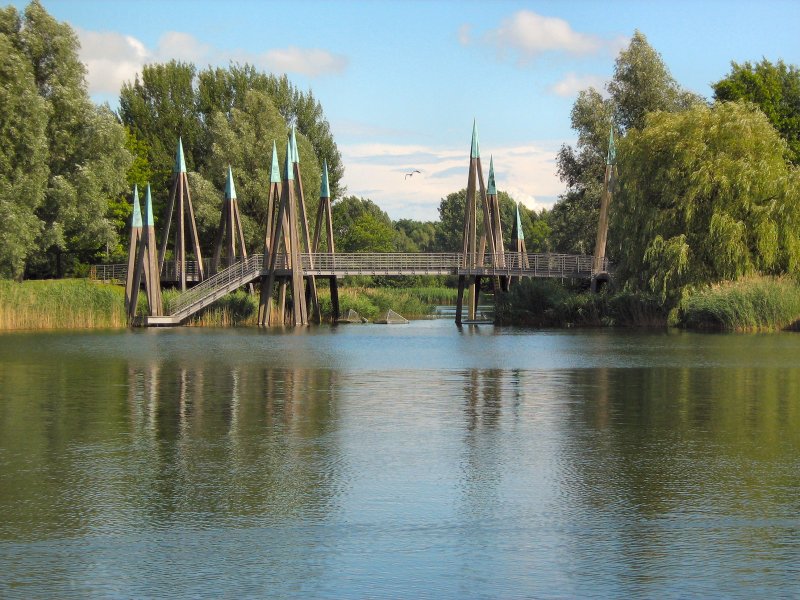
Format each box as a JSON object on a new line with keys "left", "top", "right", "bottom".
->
{"left": 404, "top": 169, "right": 421, "bottom": 179}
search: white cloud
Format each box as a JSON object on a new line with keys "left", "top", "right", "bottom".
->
{"left": 340, "top": 141, "right": 563, "bottom": 221}
{"left": 465, "top": 10, "right": 625, "bottom": 64}
{"left": 75, "top": 27, "right": 347, "bottom": 96}
{"left": 550, "top": 72, "right": 608, "bottom": 97}
{"left": 258, "top": 47, "right": 348, "bottom": 77}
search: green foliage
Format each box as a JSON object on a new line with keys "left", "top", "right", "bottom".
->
{"left": 713, "top": 59, "right": 800, "bottom": 164}
{"left": 0, "top": 278, "right": 126, "bottom": 329}
{"left": 1, "top": 2, "right": 131, "bottom": 279}
{"left": 0, "top": 17, "right": 48, "bottom": 279}
{"left": 495, "top": 279, "right": 667, "bottom": 327}
{"left": 677, "top": 276, "right": 800, "bottom": 331}
{"left": 333, "top": 196, "right": 395, "bottom": 252}
{"left": 550, "top": 31, "right": 700, "bottom": 254}
{"left": 612, "top": 101, "right": 800, "bottom": 302}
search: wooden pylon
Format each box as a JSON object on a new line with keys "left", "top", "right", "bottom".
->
{"left": 129, "top": 184, "right": 163, "bottom": 319}
{"left": 485, "top": 156, "right": 508, "bottom": 292}
{"left": 258, "top": 142, "right": 283, "bottom": 325}
{"left": 212, "top": 166, "right": 248, "bottom": 272}
{"left": 591, "top": 126, "right": 616, "bottom": 291}
{"left": 261, "top": 136, "right": 308, "bottom": 326}
{"left": 158, "top": 137, "right": 205, "bottom": 291}
{"left": 290, "top": 127, "right": 320, "bottom": 323}
{"left": 312, "top": 159, "right": 339, "bottom": 322}
{"left": 456, "top": 121, "right": 503, "bottom": 324}
{"left": 124, "top": 184, "right": 142, "bottom": 320}
{"left": 511, "top": 201, "right": 529, "bottom": 286}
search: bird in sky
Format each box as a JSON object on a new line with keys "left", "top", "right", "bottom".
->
{"left": 404, "top": 169, "right": 421, "bottom": 179}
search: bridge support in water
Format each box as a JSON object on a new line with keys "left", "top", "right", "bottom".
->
{"left": 258, "top": 129, "right": 324, "bottom": 326}
{"left": 127, "top": 184, "right": 163, "bottom": 320}
{"left": 455, "top": 121, "right": 505, "bottom": 325}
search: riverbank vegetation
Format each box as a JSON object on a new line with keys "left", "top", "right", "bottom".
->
{"left": 0, "top": 279, "right": 126, "bottom": 330}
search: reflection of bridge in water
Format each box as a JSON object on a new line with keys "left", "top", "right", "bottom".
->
{"left": 92, "top": 252, "right": 608, "bottom": 325}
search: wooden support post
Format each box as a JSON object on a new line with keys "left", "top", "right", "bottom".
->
{"left": 158, "top": 138, "right": 205, "bottom": 289}
{"left": 125, "top": 185, "right": 143, "bottom": 321}
{"left": 258, "top": 143, "right": 282, "bottom": 326}
{"left": 593, "top": 127, "right": 616, "bottom": 276}
{"left": 455, "top": 275, "right": 466, "bottom": 326}
{"left": 131, "top": 184, "right": 163, "bottom": 320}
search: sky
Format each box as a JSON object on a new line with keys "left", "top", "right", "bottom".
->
{"left": 13, "top": 0, "right": 800, "bottom": 221}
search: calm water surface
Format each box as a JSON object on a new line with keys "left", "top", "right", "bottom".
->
{"left": 0, "top": 321, "right": 798, "bottom": 598}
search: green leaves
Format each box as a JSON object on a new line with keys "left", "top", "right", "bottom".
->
{"left": 613, "top": 101, "right": 800, "bottom": 302}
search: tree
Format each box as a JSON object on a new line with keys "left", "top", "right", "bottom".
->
{"left": 119, "top": 60, "right": 201, "bottom": 196}
{"left": 0, "top": 21, "right": 48, "bottom": 279}
{"left": 611, "top": 101, "right": 800, "bottom": 302}
{"left": 2, "top": 1, "right": 131, "bottom": 277}
{"left": 332, "top": 196, "right": 395, "bottom": 252}
{"left": 712, "top": 59, "right": 800, "bottom": 164}
{"left": 550, "top": 31, "right": 700, "bottom": 254}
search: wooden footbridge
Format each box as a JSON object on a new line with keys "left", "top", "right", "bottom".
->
{"left": 111, "top": 122, "right": 615, "bottom": 326}
{"left": 94, "top": 252, "right": 606, "bottom": 325}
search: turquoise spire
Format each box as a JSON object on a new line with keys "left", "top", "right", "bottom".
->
{"left": 225, "top": 166, "right": 237, "bottom": 200}
{"left": 515, "top": 202, "right": 525, "bottom": 241}
{"left": 487, "top": 156, "right": 497, "bottom": 195}
{"left": 320, "top": 159, "right": 330, "bottom": 198}
{"left": 270, "top": 141, "right": 281, "bottom": 183}
{"left": 131, "top": 184, "right": 142, "bottom": 228}
{"left": 174, "top": 137, "right": 187, "bottom": 173}
{"left": 284, "top": 138, "right": 294, "bottom": 181}
{"left": 144, "top": 184, "right": 154, "bottom": 228}
{"left": 470, "top": 119, "right": 480, "bottom": 159}
{"left": 290, "top": 126, "right": 300, "bottom": 164}
{"left": 606, "top": 127, "right": 616, "bottom": 166}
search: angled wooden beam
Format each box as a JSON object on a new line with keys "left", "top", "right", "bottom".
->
{"left": 125, "top": 184, "right": 143, "bottom": 321}
{"left": 131, "top": 184, "right": 163, "bottom": 319}
{"left": 258, "top": 142, "right": 282, "bottom": 325}
{"left": 593, "top": 126, "right": 616, "bottom": 275}
{"left": 158, "top": 137, "right": 205, "bottom": 290}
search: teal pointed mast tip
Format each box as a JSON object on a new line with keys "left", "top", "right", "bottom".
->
{"left": 515, "top": 202, "right": 525, "bottom": 241}
{"left": 470, "top": 119, "right": 480, "bottom": 159}
{"left": 606, "top": 126, "right": 616, "bottom": 166}
{"left": 270, "top": 141, "right": 281, "bottom": 184}
{"left": 131, "top": 184, "right": 142, "bottom": 228}
{"left": 225, "top": 165, "right": 237, "bottom": 200}
{"left": 320, "top": 159, "right": 330, "bottom": 198}
{"left": 144, "top": 183, "right": 155, "bottom": 227}
{"left": 174, "top": 137, "right": 187, "bottom": 173}
{"left": 284, "top": 137, "right": 294, "bottom": 181}
{"left": 487, "top": 155, "right": 497, "bottom": 195}
{"left": 290, "top": 126, "right": 300, "bottom": 164}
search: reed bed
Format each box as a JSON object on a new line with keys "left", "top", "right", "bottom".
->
{"left": 0, "top": 279, "right": 127, "bottom": 330}
{"left": 677, "top": 276, "right": 800, "bottom": 331}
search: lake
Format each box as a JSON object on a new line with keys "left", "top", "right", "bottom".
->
{"left": 1, "top": 320, "right": 798, "bottom": 598}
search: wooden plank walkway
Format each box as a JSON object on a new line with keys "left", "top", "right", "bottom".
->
{"left": 90, "top": 252, "right": 609, "bottom": 325}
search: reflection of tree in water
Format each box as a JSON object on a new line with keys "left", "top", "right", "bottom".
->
{"left": 562, "top": 366, "right": 800, "bottom": 586}
{"left": 124, "top": 361, "right": 344, "bottom": 523}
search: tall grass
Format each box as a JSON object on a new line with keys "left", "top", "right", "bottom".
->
{"left": 677, "top": 276, "right": 800, "bottom": 331}
{"left": 0, "top": 279, "right": 127, "bottom": 330}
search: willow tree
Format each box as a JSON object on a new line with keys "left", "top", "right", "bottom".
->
{"left": 612, "top": 101, "right": 800, "bottom": 302}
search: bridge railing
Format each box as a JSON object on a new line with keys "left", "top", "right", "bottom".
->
{"left": 167, "top": 254, "right": 264, "bottom": 317}
{"left": 90, "top": 263, "right": 128, "bottom": 283}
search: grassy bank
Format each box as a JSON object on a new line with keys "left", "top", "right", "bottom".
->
{"left": 676, "top": 276, "right": 800, "bottom": 331}
{"left": 0, "top": 279, "right": 127, "bottom": 330}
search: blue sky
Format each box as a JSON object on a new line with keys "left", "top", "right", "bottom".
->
{"left": 15, "top": 0, "right": 800, "bottom": 221}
